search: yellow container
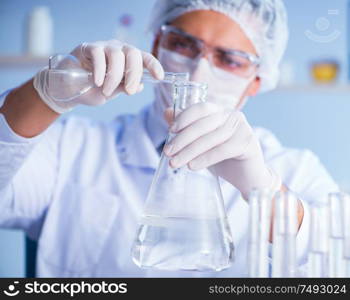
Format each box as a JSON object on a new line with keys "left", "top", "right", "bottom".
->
{"left": 311, "top": 61, "right": 339, "bottom": 83}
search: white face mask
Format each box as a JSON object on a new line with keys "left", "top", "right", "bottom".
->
{"left": 155, "top": 47, "right": 254, "bottom": 112}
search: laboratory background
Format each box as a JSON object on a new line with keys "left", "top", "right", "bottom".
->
{"left": 0, "top": 0, "right": 349, "bottom": 277}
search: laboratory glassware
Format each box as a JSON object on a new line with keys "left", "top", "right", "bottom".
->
{"left": 341, "top": 193, "right": 350, "bottom": 277}
{"left": 247, "top": 189, "right": 274, "bottom": 277}
{"left": 271, "top": 191, "right": 298, "bottom": 278}
{"left": 46, "top": 54, "right": 189, "bottom": 102}
{"left": 308, "top": 204, "right": 330, "bottom": 277}
{"left": 328, "top": 193, "right": 346, "bottom": 277}
{"left": 27, "top": 6, "right": 53, "bottom": 56}
{"left": 131, "top": 81, "right": 234, "bottom": 272}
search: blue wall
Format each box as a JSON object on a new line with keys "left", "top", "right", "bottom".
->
{"left": 0, "top": 0, "right": 349, "bottom": 277}
{"left": 244, "top": 0, "right": 350, "bottom": 186}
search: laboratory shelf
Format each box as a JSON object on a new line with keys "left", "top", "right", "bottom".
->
{"left": 0, "top": 55, "right": 48, "bottom": 68}
{"left": 274, "top": 84, "right": 350, "bottom": 94}
{"left": 1, "top": 56, "right": 350, "bottom": 94}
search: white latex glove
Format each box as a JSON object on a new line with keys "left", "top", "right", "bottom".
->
{"left": 34, "top": 40, "right": 164, "bottom": 114}
{"left": 163, "top": 103, "right": 281, "bottom": 200}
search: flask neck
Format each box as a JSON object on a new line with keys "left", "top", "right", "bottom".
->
{"left": 172, "top": 81, "right": 208, "bottom": 118}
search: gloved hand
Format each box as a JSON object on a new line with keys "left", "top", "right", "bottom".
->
{"left": 163, "top": 102, "right": 281, "bottom": 200}
{"left": 34, "top": 40, "right": 164, "bottom": 114}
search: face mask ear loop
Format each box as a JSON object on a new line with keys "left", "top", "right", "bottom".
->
{"left": 235, "top": 96, "right": 248, "bottom": 111}
{"left": 235, "top": 74, "right": 257, "bottom": 110}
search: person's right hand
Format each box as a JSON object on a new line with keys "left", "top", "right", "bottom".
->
{"left": 33, "top": 40, "right": 165, "bottom": 114}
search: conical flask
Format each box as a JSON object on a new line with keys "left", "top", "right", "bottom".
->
{"left": 131, "top": 81, "right": 234, "bottom": 272}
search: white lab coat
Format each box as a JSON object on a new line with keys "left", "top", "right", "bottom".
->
{"left": 0, "top": 90, "right": 339, "bottom": 277}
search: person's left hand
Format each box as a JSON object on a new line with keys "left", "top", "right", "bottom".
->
{"left": 163, "top": 102, "right": 281, "bottom": 200}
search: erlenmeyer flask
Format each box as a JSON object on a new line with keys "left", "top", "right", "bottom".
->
{"left": 47, "top": 54, "right": 94, "bottom": 102}
{"left": 46, "top": 54, "right": 189, "bottom": 102}
{"left": 131, "top": 81, "right": 234, "bottom": 272}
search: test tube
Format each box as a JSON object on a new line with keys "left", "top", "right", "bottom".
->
{"left": 247, "top": 190, "right": 260, "bottom": 277}
{"left": 272, "top": 191, "right": 298, "bottom": 277}
{"left": 328, "top": 193, "right": 346, "bottom": 277}
{"left": 247, "top": 189, "right": 273, "bottom": 277}
{"left": 308, "top": 204, "right": 330, "bottom": 277}
{"left": 342, "top": 193, "right": 350, "bottom": 277}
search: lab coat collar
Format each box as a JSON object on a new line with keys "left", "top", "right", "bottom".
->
{"left": 116, "top": 104, "right": 164, "bottom": 170}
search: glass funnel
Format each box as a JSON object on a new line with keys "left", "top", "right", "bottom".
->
{"left": 131, "top": 81, "right": 234, "bottom": 272}
{"left": 46, "top": 54, "right": 189, "bottom": 102}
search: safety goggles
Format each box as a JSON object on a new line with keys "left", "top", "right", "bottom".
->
{"left": 159, "top": 25, "right": 260, "bottom": 79}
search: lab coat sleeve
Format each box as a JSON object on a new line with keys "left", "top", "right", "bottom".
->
{"left": 0, "top": 90, "right": 60, "bottom": 237}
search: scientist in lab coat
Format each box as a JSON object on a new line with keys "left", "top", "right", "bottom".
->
{"left": 0, "top": 0, "right": 338, "bottom": 277}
